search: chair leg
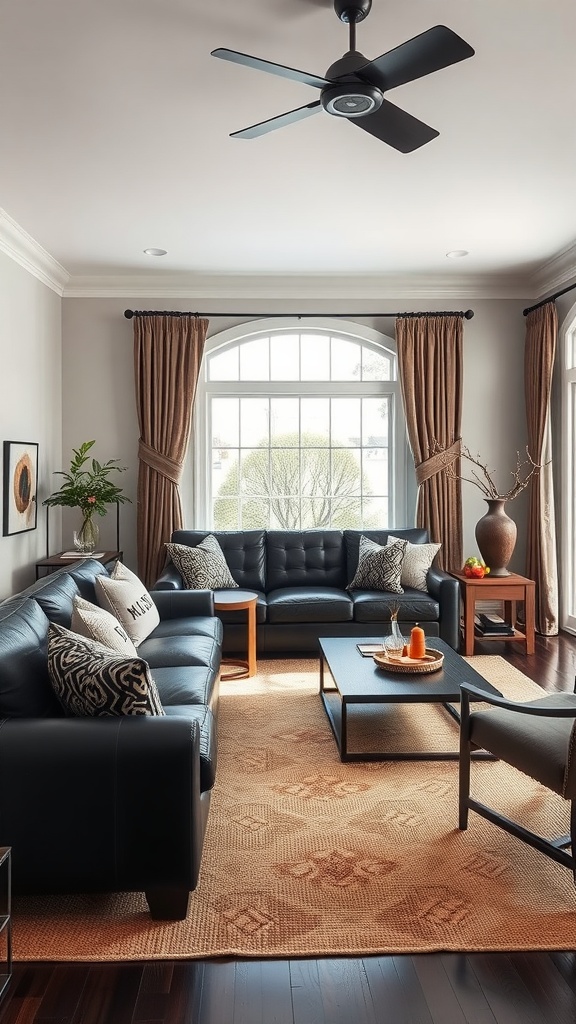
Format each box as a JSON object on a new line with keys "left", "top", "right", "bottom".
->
{"left": 145, "top": 886, "right": 190, "bottom": 920}
{"left": 459, "top": 689, "right": 471, "bottom": 830}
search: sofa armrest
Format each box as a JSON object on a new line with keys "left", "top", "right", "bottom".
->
{"left": 426, "top": 567, "right": 460, "bottom": 651}
{"left": 151, "top": 588, "right": 215, "bottom": 619}
{"left": 153, "top": 562, "right": 184, "bottom": 590}
{"left": 0, "top": 716, "right": 203, "bottom": 897}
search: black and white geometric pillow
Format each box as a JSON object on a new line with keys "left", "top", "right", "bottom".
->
{"left": 47, "top": 623, "right": 165, "bottom": 717}
{"left": 166, "top": 535, "right": 238, "bottom": 590}
{"left": 348, "top": 535, "right": 407, "bottom": 593}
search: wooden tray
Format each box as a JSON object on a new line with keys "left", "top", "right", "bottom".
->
{"left": 373, "top": 649, "right": 444, "bottom": 674}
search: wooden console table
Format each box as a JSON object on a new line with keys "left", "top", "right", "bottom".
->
{"left": 450, "top": 571, "right": 535, "bottom": 656}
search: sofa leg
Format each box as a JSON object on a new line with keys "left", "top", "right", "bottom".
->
{"left": 145, "top": 886, "right": 190, "bottom": 921}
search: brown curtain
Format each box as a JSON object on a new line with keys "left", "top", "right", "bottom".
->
{"left": 396, "top": 315, "right": 464, "bottom": 571}
{"left": 134, "top": 314, "right": 208, "bottom": 587}
{"left": 524, "top": 302, "right": 558, "bottom": 634}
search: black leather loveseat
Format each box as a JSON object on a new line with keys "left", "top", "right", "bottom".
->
{"left": 155, "top": 528, "right": 460, "bottom": 655}
{"left": 0, "top": 557, "right": 222, "bottom": 920}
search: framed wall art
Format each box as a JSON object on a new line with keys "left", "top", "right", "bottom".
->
{"left": 3, "top": 441, "right": 38, "bottom": 535}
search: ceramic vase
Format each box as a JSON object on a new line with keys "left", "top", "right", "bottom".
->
{"left": 474, "top": 499, "right": 517, "bottom": 577}
{"left": 73, "top": 515, "right": 99, "bottom": 554}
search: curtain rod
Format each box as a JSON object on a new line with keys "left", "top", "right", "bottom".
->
{"left": 124, "top": 308, "right": 474, "bottom": 320}
{"left": 523, "top": 280, "right": 576, "bottom": 316}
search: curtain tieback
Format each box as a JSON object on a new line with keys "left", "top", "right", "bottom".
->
{"left": 415, "top": 439, "right": 462, "bottom": 486}
{"left": 138, "top": 439, "right": 183, "bottom": 485}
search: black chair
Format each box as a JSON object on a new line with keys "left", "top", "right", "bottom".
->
{"left": 459, "top": 682, "right": 576, "bottom": 881}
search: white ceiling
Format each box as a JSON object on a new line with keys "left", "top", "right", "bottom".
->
{"left": 1, "top": 0, "right": 575, "bottom": 296}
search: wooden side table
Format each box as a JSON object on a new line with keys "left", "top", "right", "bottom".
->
{"left": 214, "top": 590, "right": 258, "bottom": 680}
{"left": 450, "top": 571, "right": 536, "bottom": 656}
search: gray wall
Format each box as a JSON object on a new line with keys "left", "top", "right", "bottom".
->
{"left": 0, "top": 252, "right": 62, "bottom": 598}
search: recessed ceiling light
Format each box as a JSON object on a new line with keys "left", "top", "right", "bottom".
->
{"left": 446, "top": 249, "right": 469, "bottom": 259}
{"left": 143, "top": 248, "right": 167, "bottom": 257}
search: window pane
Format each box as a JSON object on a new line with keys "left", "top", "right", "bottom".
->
{"left": 331, "top": 447, "right": 362, "bottom": 496}
{"left": 240, "top": 448, "right": 270, "bottom": 495}
{"left": 270, "top": 448, "right": 301, "bottom": 495}
{"left": 240, "top": 398, "right": 269, "bottom": 447}
{"left": 240, "top": 337, "right": 270, "bottom": 380}
{"left": 362, "top": 397, "right": 388, "bottom": 446}
{"left": 301, "top": 448, "right": 330, "bottom": 496}
{"left": 212, "top": 447, "right": 238, "bottom": 502}
{"left": 270, "top": 398, "right": 299, "bottom": 444}
{"left": 363, "top": 447, "right": 388, "bottom": 495}
{"left": 301, "top": 398, "right": 329, "bottom": 445}
{"left": 362, "top": 495, "right": 389, "bottom": 528}
{"left": 270, "top": 334, "right": 300, "bottom": 380}
{"left": 241, "top": 497, "right": 270, "bottom": 529}
{"left": 301, "top": 334, "right": 330, "bottom": 380}
{"left": 271, "top": 497, "right": 300, "bottom": 530}
{"left": 212, "top": 398, "right": 239, "bottom": 447}
{"left": 332, "top": 398, "right": 360, "bottom": 446}
{"left": 362, "top": 345, "right": 392, "bottom": 381}
{"left": 331, "top": 336, "right": 360, "bottom": 380}
{"left": 208, "top": 346, "right": 239, "bottom": 381}
{"left": 213, "top": 497, "right": 239, "bottom": 530}
{"left": 332, "top": 495, "right": 362, "bottom": 528}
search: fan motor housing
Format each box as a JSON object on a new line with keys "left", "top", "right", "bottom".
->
{"left": 321, "top": 81, "right": 382, "bottom": 118}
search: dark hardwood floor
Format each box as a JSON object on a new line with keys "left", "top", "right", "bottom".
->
{"left": 2, "top": 632, "right": 576, "bottom": 1024}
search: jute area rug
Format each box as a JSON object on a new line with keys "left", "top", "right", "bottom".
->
{"left": 12, "top": 656, "right": 576, "bottom": 961}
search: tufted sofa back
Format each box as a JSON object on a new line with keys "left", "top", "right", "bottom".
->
{"left": 265, "top": 530, "right": 346, "bottom": 591}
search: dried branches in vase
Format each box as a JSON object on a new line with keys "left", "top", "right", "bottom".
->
{"left": 429, "top": 440, "right": 548, "bottom": 502}
{"left": 430, "top": 439, "right": 549, "bottom": 577}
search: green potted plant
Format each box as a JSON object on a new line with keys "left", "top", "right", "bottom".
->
{"left": 44, "top": 440, "right": 131, "bottom": 553}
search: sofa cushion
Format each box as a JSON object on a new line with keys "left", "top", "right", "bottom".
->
{"left": 95, "top": 561, "right": 160, "bottom": 645}
{"left": 47, "top": 623, "right": 165, "bottom": 717}
{"left": 170, "top": 530, "right": 266, "bottom": 591}
{"left": 0, "top": 598, "right": 62, "bottom": 717}
{"left": 146, "top": 615, "right": 223, "bottom": 643}
{"left": 266, "top": 587, "right": 353, "bottom": 624}
{"left": 348, "top": 536, "right": 407, "bottom": 593}
{"left": 166, "top": 536, "right": 238, "bottom": 590}
{"left": 388, "top": 535, "right": 441, "bottom": 591}
{"left": 266, "top": 530, "right": 346, "bottom": 590}
{"left": 138, "top": 633, "right": 221, "bottom": 672}
{"left": 17, "top": 569, "right": 80, "bottom": 627}
{"left": 351, "top": 590, "right": 440, "bottom": 623}
{"left": 71, "top": 595, "right": 138, "bottom": 656}
{"left": 152, "top": 664, "right": 219, "bottom": 710}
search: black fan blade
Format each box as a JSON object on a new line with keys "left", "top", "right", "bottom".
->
{"left": 211, "top": 48, "right": 329, "bottom": 90}
{"left": 230, "top": 101, "right": 322, "bottom": 139}
{"left": 352, "top": 98, "right": 438, "bottom": 152}
{"left": 355, "top": 25, "right": 474, "bottom": 93}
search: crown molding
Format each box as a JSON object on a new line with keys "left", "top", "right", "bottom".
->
{"left": 530, "top": 241, "right": 576, "bottom": 300}
{"left": 63, "top": 271, "right": 531, "bottom": 301}
{"left": 0, "top": 209, "right": 69, "bottom": 295}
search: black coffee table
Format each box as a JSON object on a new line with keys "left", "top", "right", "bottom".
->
{"left": 319, "top": 636, "right": 502, "bottom": 762}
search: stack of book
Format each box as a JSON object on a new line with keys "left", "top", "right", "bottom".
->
{"left": 474, "top": 612, "right": 515, "bottom": 637}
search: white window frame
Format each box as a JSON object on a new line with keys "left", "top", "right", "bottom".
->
{"left": 190, "top": 317, "right": 414, "bottom": 530}
{"left": 561, "top": 304, "right": 576, "bottom": 635}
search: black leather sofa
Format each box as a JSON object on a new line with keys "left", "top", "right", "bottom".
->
{"left": 155, "top": 528, "right": 460, "bottom": 654}
{"left": 0, "top": 557, "right": 222, "bottom": 920}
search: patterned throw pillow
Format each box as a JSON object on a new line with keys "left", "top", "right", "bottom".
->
{"left": 95, "top": 562, "right": 160, "bottom": 646}
{"left": 47, "top": 623, "right": 165, "bottom": 717}
{"left": 348, "top": 535, "right": 407, "bottom": 593}
{"left": 166, "top": 535, "right": 238, "bottom": 590}
{"left": 71, "top": 595, "right": 138, "bottom": 656}
{"left": 387, "top": 535, "right": 441, "bottom": 592}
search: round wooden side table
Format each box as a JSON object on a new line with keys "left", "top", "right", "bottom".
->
{"left": 213, "top": 590, "right": 258, "bottom": 680}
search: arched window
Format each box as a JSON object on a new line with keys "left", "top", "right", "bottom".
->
{"left": 562, "top": 307, "right": 576, "bottom": 634}
{"left": 191, "top": 318, "right": 413, "bottom": 530}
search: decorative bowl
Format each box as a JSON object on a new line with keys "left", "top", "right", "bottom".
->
{"left": 373, "top": 649, "right": 444, "bottom": 674}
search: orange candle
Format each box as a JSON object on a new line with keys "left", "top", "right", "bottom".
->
{"left": 409, "top": 624, "right": 426, "bottom": 660}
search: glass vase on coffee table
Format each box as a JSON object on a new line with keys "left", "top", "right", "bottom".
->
{"left": 382, "top": 605, "right": 406, "bottom": 658}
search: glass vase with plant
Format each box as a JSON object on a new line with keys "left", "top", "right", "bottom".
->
{"left": 44, "top": 440, "right": 131, "bottom": 553}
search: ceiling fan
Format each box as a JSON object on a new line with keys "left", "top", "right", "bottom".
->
{"left": 211, "top": 0, "right": 474, "bottom": 153}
